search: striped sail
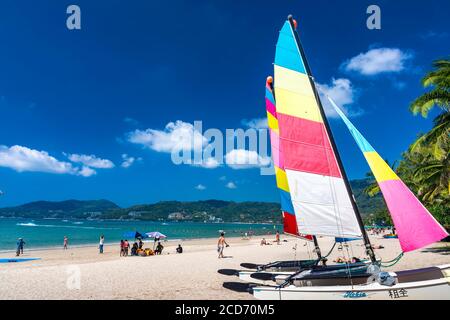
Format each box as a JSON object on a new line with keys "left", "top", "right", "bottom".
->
{"left": 327, "top": 96, "right": 449, "bottom": 252}
{"left": 266, "top": 78, "right": 313, "bottom": 241}
{"left": 274, "top": 20, "right": 362, "bottom": 238}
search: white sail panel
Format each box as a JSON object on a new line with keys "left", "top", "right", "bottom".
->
{"left": 286, "top": 170, "right": 362, "bottom": 237}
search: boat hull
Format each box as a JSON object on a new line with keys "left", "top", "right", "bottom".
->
{"left": 252, "top": 265, "right": 450, "bottom": 300}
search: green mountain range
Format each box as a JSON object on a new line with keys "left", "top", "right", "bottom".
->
{"left": 0, "top": 179, "right": 386, "bottom": 223}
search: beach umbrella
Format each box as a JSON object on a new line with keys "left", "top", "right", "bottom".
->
{"left": 145, "top": 231, "right": 167, "bottom": 239}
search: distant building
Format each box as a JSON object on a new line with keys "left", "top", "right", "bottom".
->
{"left": 127, "top": 211, "right": 142, "bottom": 217}
{"left": 168, "top": 212, "right": 185, "bottom": 220}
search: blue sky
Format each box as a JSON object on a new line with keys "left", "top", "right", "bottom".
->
{"left": 0, "top": 0, "right": 449, "bottom": 207}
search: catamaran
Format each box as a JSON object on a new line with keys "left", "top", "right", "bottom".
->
{"left": 236, "top": 75, "right": 372, "bottom": 285}
{"left": 249, "top": 15, "right": 450, "bottom": 300}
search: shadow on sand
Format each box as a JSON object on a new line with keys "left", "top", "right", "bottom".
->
{"left": 421, "top": 246, "right": 450, "bottom": 255}
{"left": 222, "top": 282, "right": 254, "bottom": 294}
{"left": 217, "top": 269, "right": 239, "bottom": 276}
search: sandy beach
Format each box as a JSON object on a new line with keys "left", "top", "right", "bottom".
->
{"left": 0, "top": 234, "right": 449, "bottom": 300}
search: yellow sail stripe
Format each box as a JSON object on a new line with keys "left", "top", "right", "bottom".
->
{"left": 275, "top": 88, "right": 323, "bottom": 123}
{"left": 364, "top": 151, "right": 400, "bottom": 182}
{"left": 267, "top": 111, "right": 279, "bottom": 133}
{"left": 275, "top": 166, "right": 290, "bottom": 192}
{"left": 274, "top": 65, "right": 324, "bottom": 123}
{"left": 274, "top": 65, "right": 315, "bottom": 97}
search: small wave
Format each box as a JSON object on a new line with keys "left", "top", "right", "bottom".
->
{"left": 16, "top": 222, "right": 118, "bottom": 230}
{"left": 16, "top": 222, "right": 38, "bottom": 227}
{"left": 72, "top": 222, "right": 83, "bottom": 225}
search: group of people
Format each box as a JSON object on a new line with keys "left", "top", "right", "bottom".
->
{"left": 260, "top": 230, "right": 281, "bottom": 246}
{"left": 367, "top": 226, "right": 396, "bottom": 236}
{"left": 118, "top": 238, "right": 180, "bottom": 257}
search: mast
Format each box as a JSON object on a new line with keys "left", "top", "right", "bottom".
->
{"left": 267, "top": 78, "right": 323, "bottom": 262}
{"left": 287, "top": 15, "right": 376, "bottom": 263}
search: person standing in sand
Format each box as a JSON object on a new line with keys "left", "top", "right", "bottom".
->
{"left": 275, "top": 230, "right": 280, "bottom": 245}
{"left": 16, "top": 238, "right": 25, "bottom": 256}
{"left": 124, "top": 239, "right": 129, "bottom": 256}
{"left": 63, "top": 236, "right": 68, "bottom": 250}
{"left": 99, "top": 235, "right": 105, "bottom": 254}
{"left": 217, "top": 232, "right": 229, "bottom": 259}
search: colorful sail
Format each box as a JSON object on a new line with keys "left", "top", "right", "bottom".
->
{"left": 327, "top": 95, "right": 449, "bottom": 252}
{"left": 273, "top": 19, "right": 362, "bottom": 238}
{"left": 266, "top": 78, "right": 312, "bottom": 241}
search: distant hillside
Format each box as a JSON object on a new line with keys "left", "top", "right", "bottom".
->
{"left": 0, "top": 179, "right": 386, "bottom": 223}
{"left": 350, "top": 179, "right": 386, "bottom": 216}
{"left": 0, "top": 199, "right": 119, "bottom": 219}
{"left": 101, "top": 200, "right": 282, "bottom": 223}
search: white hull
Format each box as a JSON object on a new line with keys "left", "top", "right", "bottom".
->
{"left": 252, "top": 264, "right": 450, "bottom": 300}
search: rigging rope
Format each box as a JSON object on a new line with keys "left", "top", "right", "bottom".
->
{"left": 380, "top": 252, "right": 404, "bottom": 268}
{"left": 322, "top": 241, "right": 337, "bottom": 259}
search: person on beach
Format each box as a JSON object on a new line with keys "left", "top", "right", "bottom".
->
{"left": 131, "top": 242, "right": 138, "bottom": 256}
{"left": 124, "top": 239, "right": 129, "bottom": 256}
{"left": 63, "top": 236, "right": 68, "bottom": 250}
{"left": 138, "top": 239, "right": 143, "bottom": 250}
{"left": 260, "top": 238, "right": 267, "bottom": 246}
{"left": 217, "top": 232, "right": 229, "bottom": 259}
{"left": 176, "top": 244, "right": 183, "bottom": 254}
{"left": 153, "top": 236, "right": 160, "bottom": 250}
{"left": 99, "top": 235, "right": 105, "bottom": 254}
{"left": 275, "top": 231, "right": 280, "bottom": 245}
{"left": 155, "top": 241, "right": 164, "bottom": 255}
{"left": 120, "top": 240, "right": 125, "bottom": 256}
{"left": 16, "top": 238, "right": 25, "bottom": 256}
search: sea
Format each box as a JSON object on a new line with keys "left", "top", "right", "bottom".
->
{"left": 0, "top": 218, "right": 281, "bottom": 252}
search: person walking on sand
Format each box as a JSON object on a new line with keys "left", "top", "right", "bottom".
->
{"left": 275, "top": 230, "right": 280, "bottom": 245}
{"left": 120, "top": 240, "right": 124, "bottom": 256}
{"left": 217, "top": 232, "right": 229, "bottom": 259}
{"left": 99, "top": 235, "right": 105, "bottom": 254}
{"left": 124, "top": 239, "right": 129, "bottom": 256}
{"left": 63, "top": 236, "right": 68, "bottom": 250}
{"left": 16, "top": 238, "right": 25, "bottom": 256}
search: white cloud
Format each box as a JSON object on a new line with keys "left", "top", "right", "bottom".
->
{"left": 195, "top": 184, "right": 206, "bottom": 190}
{"left": 67, "top": 153, "right": 115, "bottom": 169}
{"left": 241, "top": 118, "right": 267, "bottom": 129}
{"left": 79, "top": 166, "right": 97, "bottom": 177}
{"left": 127, "top": 120, "right": 207, "bottom": 153}
{"left": 225, "top": 182, "right": 237, "bottom": 189}
{"left": 342, "top": 47, "right": 412, "bottom": 75}
{"left": 198, "top": 157, "right": 220, "bottom": 169}
{"left": 225, "top": 149, "right": 271, "bottom": 169}
{"left": 316, "top": 78, "right": 361, "bottom": 118}
{"left": 121, "top": 154, "right": 142, "bottom": 168}
{"left": 0, "top": 145, "right": 96, "bottom": 176}
{"left": 183, "top": 156, "right": 221, "bottom": 169}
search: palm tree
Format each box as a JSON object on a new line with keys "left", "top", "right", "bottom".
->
{"left": 410, "top": 59, "right": 450, "bottom": 154}
{"left": 410, "top": 58, "right": 450, "bottom": 117}
{"left": 402, "top": 141, "right": 449, "bottom": 205}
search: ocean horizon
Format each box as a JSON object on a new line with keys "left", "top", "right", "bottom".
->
{"left": 0, "top": 217, "right": 281, "bottom": 251}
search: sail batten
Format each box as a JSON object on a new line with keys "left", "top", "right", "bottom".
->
{"left": 273, "top": 20, "right": 362, "bottom": 238}
{"left": 327, "top": 95, "right": 449, "bottom": 252}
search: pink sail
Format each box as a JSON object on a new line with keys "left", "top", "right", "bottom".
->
{"left": 327, "top": 94, "right": 448, "bottom": 252}
{"left": 379, "top": 179, "right": 448, "bottom": 252}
